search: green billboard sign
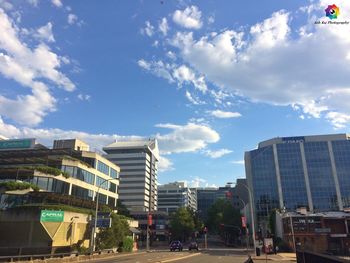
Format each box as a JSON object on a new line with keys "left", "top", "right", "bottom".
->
{"left": 40, "top": 210, "right": 64, "bottom": 222}
{"left": 0, "top": 139, "right": 34, "bottom": 150}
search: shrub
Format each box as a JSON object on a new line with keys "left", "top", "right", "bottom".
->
{"left": 121, "top": 236, "right": 134, "bottom": 252}
{"left": 0, "top": 181, "right": 39, "bottom": 191}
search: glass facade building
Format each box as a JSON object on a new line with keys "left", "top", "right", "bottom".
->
{"left": 245, "top": 134, "right": 350, "bottom": 228}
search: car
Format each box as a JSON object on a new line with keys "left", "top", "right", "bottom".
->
{"left": 188, "top": 241, "right": 199, "bottom": 251}
{"left": 170, "top": 241, "right": 183, "bottom": 251}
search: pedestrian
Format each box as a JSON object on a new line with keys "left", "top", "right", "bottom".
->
{"left": 245, "top": 255, "right": 254, "bottom": 263}
{"left": 275, "top": 245, "right": 279, "bottom": 255}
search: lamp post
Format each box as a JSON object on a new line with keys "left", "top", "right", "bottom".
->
{"left": 91, "top": 177, "right": 117, "bottom": 253}
{"left": 236, "top": 197, "right": 249, "bottom": 254}
{"left": 231, "top": 181, "right": 257, "bottom": 256}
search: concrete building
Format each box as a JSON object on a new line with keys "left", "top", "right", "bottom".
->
{"left": 157, "top": 182, "right": 197, "bottom": 213}
{"left": 245, "top": 134, "right": 350, "bottom": 230}
{"left": 103, "top": 139, "right": 159, "bottom": 212}
{"left": 0, "top": 138, "right": 120, "bottom": 209}
{"left": 197, "top": 188, "right": 217, "bottom": 220}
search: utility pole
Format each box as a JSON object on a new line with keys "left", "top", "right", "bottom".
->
{"left": 204, "top": 226, "right": 208, "bottom": 249}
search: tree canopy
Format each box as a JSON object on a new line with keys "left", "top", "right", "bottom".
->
{"left": 169, "top": 207, "right": 196, "bottom": 241}
{"left": 96, "top": 213, "right": 130, "bottom": 250}
{"left": 206, "top": 198, "right": 241, "bottom": 233}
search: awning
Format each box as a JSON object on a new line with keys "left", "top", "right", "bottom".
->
{"left": 129, "top": 227, "right": 141, "bottom": 234}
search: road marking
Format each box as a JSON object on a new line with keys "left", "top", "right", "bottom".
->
{"left": 160, "top": 253, "right": 200, "bottom": 263}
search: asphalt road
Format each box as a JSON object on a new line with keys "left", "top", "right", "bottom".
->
{"left": 89, "top": 249, "right": 295, "bottom": 263}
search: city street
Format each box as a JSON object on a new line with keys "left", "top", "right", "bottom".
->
{"left": 90, "top": 249, "right": 295, "bottom": 263}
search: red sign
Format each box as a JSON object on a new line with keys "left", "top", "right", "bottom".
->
{"left": 147, "top": 214, "right": 152, "bottom": 226}
{"left": 203, "top": 226, "right": 208, "bottom": 233}
{"left": 241, "top": 216, "right": 247, "bottom": 228}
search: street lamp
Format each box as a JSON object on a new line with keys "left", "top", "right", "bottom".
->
{"left": 233, "top": 181, "right": 257, "bottom": 256}
{"left": 236, "top": 197, "right": 249, "bottom": 254}
{"left": 91, "top": 177, "right": 117, "bottom": 253}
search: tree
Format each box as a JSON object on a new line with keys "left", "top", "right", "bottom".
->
{"left": 206, "top": 199, "right": 241, "bottom": 245}
{"left": 169, "top": 207, "right": 195, "bottom": 241}
{"left": 206, "top": 199, "right": 241, "bottom": 232}
{"left": 96, "top": 213, "right": 130, "bottom": 250}
{"left": 116, "top": 200, "right": 130, "bottom": 217}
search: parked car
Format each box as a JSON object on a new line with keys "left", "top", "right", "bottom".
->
{"left": 188, "top": 241, "right": 199, "bottom": 251}
{"left": 170, "top": 241, "right": 183, "bottom": 251}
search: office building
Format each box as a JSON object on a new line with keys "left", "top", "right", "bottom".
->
{"left": 245, "top": 134, "right": 350, "bottom": 228}
{"left": 103, "top": 139, "right": 159, "bottom": 212}
{"left": 197, "top": 188, "right": 217, "bottom": 220}
{"left": 158, "top": 182, "right": 197, "bottom": 213}
{"left": 0, "top": 138, "right": 120, "bottom": 209}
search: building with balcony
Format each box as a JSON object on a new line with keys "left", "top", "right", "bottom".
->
{"left": 0, "top": 138, "right": 120, "bottom": 210}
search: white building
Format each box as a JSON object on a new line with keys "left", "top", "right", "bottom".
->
{"left": 103, "top": 139, "right": 159, "bottom": 212}
{"left": 158, "top": 182, "right": 197, "bottom": 213}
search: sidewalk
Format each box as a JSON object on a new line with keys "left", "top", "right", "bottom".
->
{"left": 252, "top": 253, "right": 296, "bottom": 261}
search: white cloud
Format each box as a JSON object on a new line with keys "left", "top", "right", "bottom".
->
{"left": 185, "top": 90, "right": 205, "bottom": 105}
{"left": 159, "top": 17, "right": 169, "bottom": 36}
{"left": 325, "top": 112, "right": 350, "bottom": 129}
{"left": 36, "top": 22, "right": 55, "bottom": 43}
{"left": 0, "top": 117, "right": 143, "bottom": 150}
{"left": 173, "top": 5, "right": 202, "bottom": 29}
{"left": 158, "top": 155, "right": 174, "bottom": 172}
{"left": 209, "top": 110, "right": 241, "bottom": 119}
{"left": 190, "top": 176, "right": 206, "bottom": 188}
{"left": 27, "top": 0, "right": 39, "bottom": 7}
{"left": 0, "top": 9, "right": 75, "bottom": 126}
{"left": 77, "top": 94, "right": 91, "bottom": 101}
{"left": 137, "top": 59, "right": 174, "bottom": 83}
{"left": 67, "top": 14, "right": 77, "bottom": 25}
{"left": 51, "top": 0, "right": 62, "bottom": 8}
{"left": 0, "top": 118, "right": 219, "bottom": 173}
{"left": 169, "top": 2, "right": 350, "bottom": 128}
{"left": 208, "top": 15, "right": 215, "bottom": 24}
{"left": 141, "top": 21, "right": 154, "bottom": 37}
{"left": 231, "top": 160, "right": 244, "bottom": 165}
{"left": 173, "top": 65, "right": 207, "bottom": 93}
{"left": 204, "top": 148, "right": 232, "bottom": 158}
{"left": 155, "top": 122, "right": 220, "bottom": 154}
{"left": 0, "top": 0, "right": 12, "bottom": 10}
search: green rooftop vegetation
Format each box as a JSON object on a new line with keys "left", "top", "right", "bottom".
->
{"left": 0, "top": 181, "right": 39, "bottom": 191}
{"left": 0, "top": 165, "right": 70, "bottom": 178}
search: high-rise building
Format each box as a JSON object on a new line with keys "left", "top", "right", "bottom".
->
{"left": 157, "top": 182, "right": 197, "bottom": 213}
{"left": 103, "top": 139, "right": 159, "bottom": 212}
{"left": 197, "top": 188, "right": 217, "bottom": 220}
{"left": 245, "top": 134, "right": 350, "bottom": 228}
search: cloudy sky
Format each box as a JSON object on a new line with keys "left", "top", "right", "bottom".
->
{"left": 0, "top": 0, "right": 350, "bottom": 187}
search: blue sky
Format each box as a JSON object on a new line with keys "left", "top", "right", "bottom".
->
{"left": 0, "top": 0, "right": 350, "bottom": 187}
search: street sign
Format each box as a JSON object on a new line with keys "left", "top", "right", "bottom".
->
{"left": 40, "top": 210, "right": 64, "bottom": 222}
{"left": 97, "top": 212, "right": 111, "bottom": 218}
{"left": 148, "top": 214, "right": 152, "bottom": 226}
{"left": 0, "top": 138, "right": 35, "bottom": 150}
{"left": 241, "top": 216, "right": 247, "bottom": 228}
{"left": 96, "top": 218, "right": 112, "bottom": 228}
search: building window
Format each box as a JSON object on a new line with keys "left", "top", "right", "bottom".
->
{"left": 97, "top": 161, "right": 110, "bottom": 176}
{"left": 109, "top": 182, "right": 117, "bottom": 193}
{"left": 96, "top": 176, "right": 109, "bottom": 190}
{"left": 71, "top": 185, "right": 94, "bottom": 200}
{"left": 110, "top": 168, "right": 119, "bottom": 179}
